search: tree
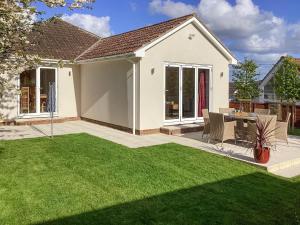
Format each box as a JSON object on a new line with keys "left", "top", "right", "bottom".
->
{"left": 274, "top": 56, "right": 300, "bottom": 130}
{"left": 232, "top": 59, "right": 261, "bottom": 111}
{"left": 0, "top": 0, "right": 94, "bottom": 96}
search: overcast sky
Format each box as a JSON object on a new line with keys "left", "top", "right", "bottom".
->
{"left": 36, "top": 0, "right": 300, "bottom": 78}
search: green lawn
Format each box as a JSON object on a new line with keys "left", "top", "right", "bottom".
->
{"left": 289, "top": 128, "right": 300, "bottom": 136}
{"left": 0, "top": 134, "right": 299, "bottom": 225}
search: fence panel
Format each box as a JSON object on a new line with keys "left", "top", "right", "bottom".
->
{"left": 229, "top": 102, "right": 300, "bottom": 128}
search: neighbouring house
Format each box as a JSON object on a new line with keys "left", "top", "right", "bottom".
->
{"left": 229, "top": 82, "right": 236, "bottom": 102}
{"left": 0, "top": 14, "right": 237, "bottom": 134}
{"left": 259, "top": 56, "right": 300, "bottom": 105}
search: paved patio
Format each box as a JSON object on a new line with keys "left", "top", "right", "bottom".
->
{"left": 0, "top": 120, "right": 300, "bottom": 178}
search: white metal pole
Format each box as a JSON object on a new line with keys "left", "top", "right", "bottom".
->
{"left": 50, "top": 83, "right": 54, "bottom": 138}
{"left": 132, "top": 63, "right": 136, "bottom": 135}
{"left": 51, "top": 111, "right": 53, "bottom": 138}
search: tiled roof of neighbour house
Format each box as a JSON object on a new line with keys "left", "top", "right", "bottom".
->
{"left": 295, "top": 58, "right": 300, "bottom": 73}
{"left": 76, "top": 14, "right": 196, "bottom": 61}
{"left": 294, "top": 58, "right": 300, "bottom": 65}
{"left": 27, "top": 17, "right": 100, "bottom": 61}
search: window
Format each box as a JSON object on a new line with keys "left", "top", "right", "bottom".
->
{"left": 20, "top": 70, "right": 36, "bottom": 114}
{"left": 165, "top": 65, "right": 210, "bottom": 123}
{"left": 19, "top": 67, "right": 57, "bottom": 116}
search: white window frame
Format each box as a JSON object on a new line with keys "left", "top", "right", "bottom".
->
{"left": 17, "top": 66, "right": 58, "bottom": 118}
{"left": 163, "top": 63, "right": 213, "bottom": 126}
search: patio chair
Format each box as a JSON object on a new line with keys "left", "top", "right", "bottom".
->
{"left": 275, "top": 113, "right": 291, "bottom": 144}
{"left": 254, "top": 108, "right": 270, "bottom": 115}
{"left": 202, "top": 109, "right": 210, "bottom": 138}
{"left": 219, "top": 108, "right": 235, "bottom": 114}
{"left": 208, "top": 112, "right": 236, "bottom": 145}
{"left": 235, "top": 119, "right": 248, "bottom": 142}
{"left": 246, "top": 121, "right": 257, "bottom": 145}
{"left": 20, "top": 87, "right": 30, "bottom": 113}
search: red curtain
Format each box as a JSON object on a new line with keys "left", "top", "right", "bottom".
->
{"left": 198, "top": 71, "right": 206, "bottom": 117}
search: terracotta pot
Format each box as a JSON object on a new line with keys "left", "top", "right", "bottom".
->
{"left": 254, "top": 146, "right": 270, "bottom": 164}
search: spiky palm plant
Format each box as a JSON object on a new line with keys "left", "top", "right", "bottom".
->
{"left": 255, "top": 117, "right": 277, "bottom": 149}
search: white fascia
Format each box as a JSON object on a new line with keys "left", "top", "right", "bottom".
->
{"left": 76, "top": 53, "right": 135, "bottom": 64}
{"left": 40, "top": 58, "right": 73, "bottom": 64}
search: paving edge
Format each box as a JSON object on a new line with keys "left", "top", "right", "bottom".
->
{"left": 267, "top": 157, "right": 300, "bottom": 172}
{"left": 271, "top": 164, "right": 300, "bottom": 178}
{"left": 176, "top": 138, "right": 300, "bottom": 174}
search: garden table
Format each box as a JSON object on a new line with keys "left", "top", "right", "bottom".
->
{"left": 225, "top": 113, "right": 257, "bottom": 122}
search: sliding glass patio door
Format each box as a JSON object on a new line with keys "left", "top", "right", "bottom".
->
{"left": 182, "top": 67, "right": 196, "bottom": 121}
{"left": 165, "top": 66, "right": 180, "bottom": 123}
{"left": 165, "top": 65, "right": 210, "bottom": 124}
{"left": 19, "top": 67, "right": 57, "bottom": 117}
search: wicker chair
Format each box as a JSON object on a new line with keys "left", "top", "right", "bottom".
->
{"left": 254, "top": 108, "right": 270, "bottom": 115}
{"left": 275, "top": 113, "right": 291, "bottom": 144}
{"left": 235, "top": 119, "right": 248, "bottom": 142}
{"left": 219, "top": 108, "right": 235, "bottom": 114}
{"left": 202, "top": 109, "right": 210, "bottom": 138}
{"left": 209, "top": 112, "right": 236, "bottom": 145}
{"left": 20, "top": 87, "right": 30, "bottom": 113}
{"left": 246, "top": 121, "right": 257, "bottom": 144}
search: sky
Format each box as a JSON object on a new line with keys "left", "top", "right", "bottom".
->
{"left": 36, "top": 0, "right": 300, "bottom": 78}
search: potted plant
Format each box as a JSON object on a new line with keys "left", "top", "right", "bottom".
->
{"left": 252, "top": 118, "right": 276, "bottom": 164}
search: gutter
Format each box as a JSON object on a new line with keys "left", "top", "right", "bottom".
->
{"left": 75, "top": 53, "right": 135, "bottom": 64}
{"left": 126, "top": 58, "right": 139, "bottom": 135}
{"left": 40, "top": 58, "right": 74, "bottom": 64}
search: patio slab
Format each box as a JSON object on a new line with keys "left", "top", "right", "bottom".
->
{"left": 0, "top": 120, "right": 300, "bottom": 177}
{"left": 0, "top": 121, "right": 171, "bottom": 148}
{"left": 176, "top": 132, "right": 300, "bottom": 174}
{"left": 272, "top": 164, "right": 300, "bottom": 178}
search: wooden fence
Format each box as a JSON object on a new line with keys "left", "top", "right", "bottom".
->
{"left": 229, "top": 101, "right": 300, "bottom": 128}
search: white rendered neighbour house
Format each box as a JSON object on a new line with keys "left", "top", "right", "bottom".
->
{"left": 259, "top": 56, "right": 300, "bottom": 105}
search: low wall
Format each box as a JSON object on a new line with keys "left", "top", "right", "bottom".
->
{"left": 229, "top": 102, "right": 300, "bottom": 128}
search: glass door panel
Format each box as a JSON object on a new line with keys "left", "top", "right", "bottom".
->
{"left": 20, "top": 70, "right": 36, "bottom": 114}
{"left": 182, "top": 68, "right": 195, "bottom": 119}
{"left": 165, "top": 67, "right": 180, "bottom": 121}
{"left": 40, "top": 68, "right": 55, "bottom": 113}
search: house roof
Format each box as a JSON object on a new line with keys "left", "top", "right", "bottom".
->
{"left": 76, "top": 14, "right": 237, "bottom": 63}
{"left": 76, "top": 14, "right": 195, "bottom": 61}
{"left": 27, "top": 14, "right": 237, "bottom": 64}
{"left": 27, "top": 18, "right": 100, "bottom": 61}
{"left": 260, "top": 56, "right": 300, "bottom": 88}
